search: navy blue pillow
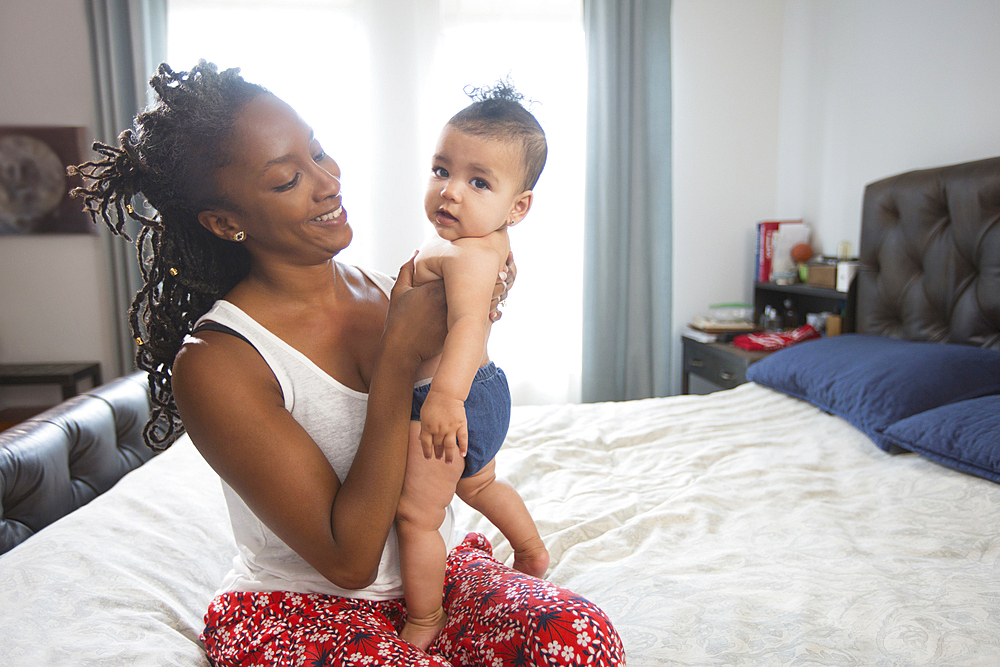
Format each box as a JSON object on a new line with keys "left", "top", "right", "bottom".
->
{"left": 883, "top": 396, "right": 1000, "bottom": 483}
{"left": 746, "top": 334, "right": 1000, "bottom": 451}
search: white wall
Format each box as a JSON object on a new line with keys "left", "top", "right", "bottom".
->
{"left": 775, "top": 0, "right": 1000, "bottom": 252}
{"left": 670, "top": 0, "right": 786, "bottom": 394}
{"left": 0, "top": 0, "right": 117, "bottom": 408}
{"left": 669, "top": 0, "right": 1000, "bottom": 394}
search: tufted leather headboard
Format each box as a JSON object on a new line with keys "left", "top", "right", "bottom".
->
{"left": 0, "top": 372, "right": 156, "bottom": 554}
{"left": 856, "top": 156, "right": 1000, "bottom": 349}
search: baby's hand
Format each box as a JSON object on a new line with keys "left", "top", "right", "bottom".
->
{"left": 419, "top": 391, "right": 468, "bottom": 463}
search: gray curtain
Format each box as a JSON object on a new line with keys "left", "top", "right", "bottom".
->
{"left": 84, "top": 0, "right": 167, "bottom": 377}
{"left": 582, "top": 0, "right": 672, "bottom": 402}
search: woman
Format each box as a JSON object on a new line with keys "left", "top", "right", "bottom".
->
{"left": 71, "top": 61, "right": 624, "bottom": 666}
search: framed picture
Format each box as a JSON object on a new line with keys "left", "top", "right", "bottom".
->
{"left": 0, "top": 126, "right": 94, "bottom": 235}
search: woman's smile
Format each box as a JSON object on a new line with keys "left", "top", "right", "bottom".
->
{"left": 311, "top": 204, "right": 345, "bottom": 224}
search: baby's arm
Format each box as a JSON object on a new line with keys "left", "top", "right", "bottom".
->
{"left": 419, "top": 241, "right": 503, "bottom": 461}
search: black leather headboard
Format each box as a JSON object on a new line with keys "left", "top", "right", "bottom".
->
{"left": 0, "top": 372, "right": 156, "bottom": 554}
{"left": 856, "top": 156, "right": 1000, "bottom": 349}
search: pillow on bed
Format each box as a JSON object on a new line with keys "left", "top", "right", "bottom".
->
{"left": 745, "top": 334, "right": 1000, "bottom": 451}
{"left": 882, "top": 395, "right": 1000, "bottom": 483}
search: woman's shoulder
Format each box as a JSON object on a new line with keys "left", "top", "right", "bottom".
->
{"left": 348, "top": 264, "right": 395, "bottom": 298}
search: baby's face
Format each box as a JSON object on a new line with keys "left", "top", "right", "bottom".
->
{"left": 424, "top": 126, "right": 525, "bottom": 241}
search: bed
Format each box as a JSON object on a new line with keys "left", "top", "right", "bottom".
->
{"left": 2, "top": 156, "right": 999, "bottom": 665}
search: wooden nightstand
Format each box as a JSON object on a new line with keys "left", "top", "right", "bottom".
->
{"left": 681, "top": 337, "right": 769, "bottom": 394}
{"left": 681, "top": 279, "right": 857, "bottom": 394}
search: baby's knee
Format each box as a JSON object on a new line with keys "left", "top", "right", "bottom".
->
{"left": 396, "top": 496, "right": 449, "bottom": 532}
{"left": 455, "top": 462, "right": 497, "bottom": 504}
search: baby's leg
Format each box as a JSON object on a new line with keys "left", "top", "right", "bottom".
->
{"left": 456, "top": 459, "right": 549, "bottom": 578}
{"left": 396, "top": 420, "right": 465, "bottom": 651}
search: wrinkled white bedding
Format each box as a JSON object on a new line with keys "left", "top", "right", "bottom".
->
{"left": 453, "top": 384, "right": 1000, "bottom": 666}
{"left": 0, "top": 436, "right": 232, "bottom": 666}
{"left": 2, "top": 383, "right": 998, "bottom": 665}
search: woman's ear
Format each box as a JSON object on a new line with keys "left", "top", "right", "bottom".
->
{"left": 507, "top": 190, "right": 533, "bottom": 227}
{"left": 198, "top": 210, "right": 242, "bottom": 241}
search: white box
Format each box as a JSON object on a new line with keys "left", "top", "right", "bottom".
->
{"left": 837, "top": 261, "right": 859, "bottom": 292}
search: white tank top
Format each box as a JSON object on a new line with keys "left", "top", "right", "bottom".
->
{"left": 192, "top": 265, "right": 455, "bottom": 600}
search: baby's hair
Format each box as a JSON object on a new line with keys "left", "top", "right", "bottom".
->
{"left": 448, "top": 78, "right": 547, "bottom": 192}
{"left": 69, "top": 60, "right": 269, "bottom": 450}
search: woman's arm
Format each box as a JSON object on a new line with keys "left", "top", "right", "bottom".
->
{"left": 172, "top": 258, "right": 447, "bottom": 589}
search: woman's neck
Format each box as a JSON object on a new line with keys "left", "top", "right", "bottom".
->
{"left": 230, "top": 257, "right": 341, "bottom": 311}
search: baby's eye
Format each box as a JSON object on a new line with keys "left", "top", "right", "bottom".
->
{"left": 432, "top": 166, "right": 449, "bottom": 178}
{"left": 471, "top": 177, "right": 490, "bottom": 190}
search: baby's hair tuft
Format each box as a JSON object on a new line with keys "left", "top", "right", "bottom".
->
{"left": 448, "top": 77, "right": 547, "bottom": 191}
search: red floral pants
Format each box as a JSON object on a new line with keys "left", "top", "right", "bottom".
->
{"left": 201, "top": 533, "right": 625, "bottom": 666}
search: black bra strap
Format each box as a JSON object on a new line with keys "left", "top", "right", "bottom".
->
{"left": 191, "top": 321, "right": 282, "bottom": 401}
{"left": 192, "top": 321, "right": 255, "bottom": 349}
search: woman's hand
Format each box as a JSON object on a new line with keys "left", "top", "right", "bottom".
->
{"left": 489, "top": 251, "right": 517, "bottom": 322}
{"left": 385, "top": 253, "right": 449, "bottom": 366}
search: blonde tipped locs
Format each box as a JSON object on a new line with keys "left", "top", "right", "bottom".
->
{"left": 448, "top": 78, "right": 548, "bottom": 192}
{"left": 67, "top": 128, "right": 160, "bottom": 240}
{"left": 69, "top": 60, "right": 268, "bottom": 450}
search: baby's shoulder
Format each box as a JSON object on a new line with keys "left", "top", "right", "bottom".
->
{"left": 415, "top": 233, "right": 507, "bottom": 284}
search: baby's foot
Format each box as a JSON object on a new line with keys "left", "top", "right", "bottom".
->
{"left": 513, "top": 539, "right": 550, "bottom": 578}
{"left": 400, "top": 607, "right": 447, "bottom": 652}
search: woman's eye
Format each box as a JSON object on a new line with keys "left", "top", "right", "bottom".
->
{"left": 313, "top": 150, "right": 326, "bottom": 162}
{"left": 275, "top": 174, "right": 300, "bottom": 192}
{"left": 472, "top": 178, "right": 489, "bottom": 190}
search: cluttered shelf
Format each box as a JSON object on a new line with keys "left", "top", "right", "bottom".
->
{"left": 753, "top": 280, "right": 856, "bottom": 334}
{"left": 682, "top": 219, "right": 861, "bottom": 394}
{"left": 753, "top": 281, "right": 844, "bottom": 299}
{"left": 682, "top": 282, "right": 857, "bottom": 395}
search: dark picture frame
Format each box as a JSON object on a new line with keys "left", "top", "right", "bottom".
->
{"left": 0, "top": 126, "right": 94, "bottom": 235}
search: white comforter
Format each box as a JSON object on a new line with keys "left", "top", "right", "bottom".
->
{"left": 2, "top": 383, "right": 998, "bottom": 665}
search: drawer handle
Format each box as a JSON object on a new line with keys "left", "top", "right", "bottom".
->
{"left": 690, "top": 359, "right": 704, "bottom": 368}
{"left": 720, "top": 371, "right": 735, "bottom": 381}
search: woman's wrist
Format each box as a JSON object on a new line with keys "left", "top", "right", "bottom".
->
{"left": 377, "top": 326, "right": 423, "bottom": 379}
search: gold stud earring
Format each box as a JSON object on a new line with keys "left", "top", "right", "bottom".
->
{"left": 233, "top": 231, "right": 246, "bottom": 242}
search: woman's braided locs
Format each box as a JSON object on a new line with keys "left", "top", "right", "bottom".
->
{"left": 69, "top": 61, "right": 268, "bottom": 450}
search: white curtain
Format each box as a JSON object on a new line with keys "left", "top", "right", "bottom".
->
{"left": 168, "top": 0, "right": 586, "bottom": 405}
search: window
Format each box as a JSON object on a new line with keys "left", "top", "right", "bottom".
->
{"left": 168, "top": 0, "right": 585, "bottom": 404}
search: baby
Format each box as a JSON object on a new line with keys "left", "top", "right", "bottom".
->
{"left": 395, "top": 82, "right": 550, "bottom": 650}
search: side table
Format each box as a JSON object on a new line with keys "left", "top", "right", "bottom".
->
{"left": 0, "top": 362, "right": 103, "bottom": 400}
{"left": 681, "top": 337, "right": 769, "bottom": 394}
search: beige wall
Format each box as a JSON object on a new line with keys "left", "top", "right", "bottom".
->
{"left": 0, "top": 0, "right": 117, "bottom": 407}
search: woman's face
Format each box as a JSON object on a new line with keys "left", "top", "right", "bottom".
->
{"left": 206, "top": 94, "right": 352, "bottom": 263}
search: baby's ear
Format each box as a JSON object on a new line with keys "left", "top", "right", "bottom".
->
{"left": 507, "top": 190, "right": 533, "bottom": 226}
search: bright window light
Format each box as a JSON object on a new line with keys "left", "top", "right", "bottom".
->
{"left": 167, "top": 0, "right": 584, "bottom": 404}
